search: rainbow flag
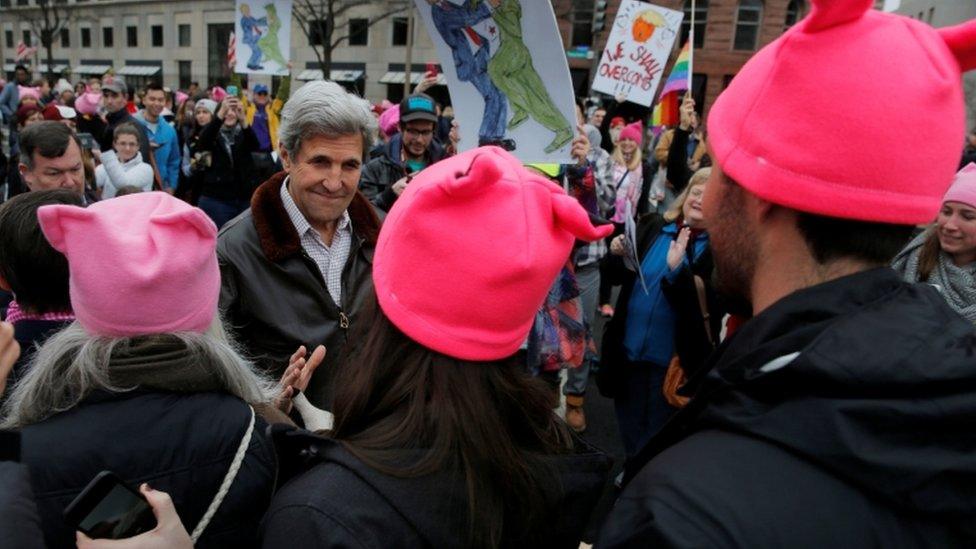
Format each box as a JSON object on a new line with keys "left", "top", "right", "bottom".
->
{"left": 660, "top": 41, "right": 692, "bottom": 96}
{"left": 652, "top": 90, "right": 680, "bottom": 127}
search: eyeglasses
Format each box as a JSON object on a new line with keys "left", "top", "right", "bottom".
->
{"left": 404, "top": 127, "right": 434, "bottom": 138}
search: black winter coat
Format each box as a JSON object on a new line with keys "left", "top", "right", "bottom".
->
{"left": 599, "top": 268, "right": 976, "bottom": 548}
{"left": 217, "top": 172, "right": 381, "bottom": 407}
{"left": 260, "top": 427, "right": 611, "bottom": 548}
{"left": 20, "top": 390, "right": 277, "bottom": 549}
{"left": 193, "top": 117, "right": 260, "bottom": 201}
{"left": 0, "top": 432, "right": 44, "bottom": 549}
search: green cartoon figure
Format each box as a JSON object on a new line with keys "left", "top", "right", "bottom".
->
{"left": 259, "top": 4, "right": 288, "bottom": 68}
{"left": 484, "top": 0, "right": 573, "bottom": 154}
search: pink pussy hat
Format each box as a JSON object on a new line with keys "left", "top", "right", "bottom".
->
{"left": 618, "top": 121, "right": 643, "bottom": 146}
{"left": 73, "top": 91, "right": 101, "bottom": 116}
{"left": 943, "top": 163, "right": 976, "bottom": 211}
{"left": 373, "top": 146, "right": 614, "bottom": 361}
{"left": 37, "top": 192, "right": 220, "bottom": 337}
{"left": 707, "top": 0, "right": 976, "bottom": 225}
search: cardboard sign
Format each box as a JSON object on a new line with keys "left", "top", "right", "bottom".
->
{"left": 415, "top": 0, "right": 578, "bottom": 163}
{"left": 592, "top": 0, "right": 683, "bottom": 106}
{"left": 235, "top": 0, "right": 292, "bottom": 76}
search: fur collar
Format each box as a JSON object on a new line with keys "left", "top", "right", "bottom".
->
{"left": 250, "top": 171, "right": 381, "bottom": 263}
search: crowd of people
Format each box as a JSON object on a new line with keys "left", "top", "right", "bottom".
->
{"left": 0, "top": 1, "right": 975, "bottom": 547}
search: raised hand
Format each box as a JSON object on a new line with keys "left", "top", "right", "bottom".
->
{"left": 275, "top": 344, "right": 326, "bottom": 413}
{"left": 667, "top": 226, "right": 691, "bottom": 270}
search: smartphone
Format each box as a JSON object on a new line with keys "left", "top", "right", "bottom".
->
{"left": 76, "top": 132, "right": 98, "bottom": 151}
{"left": 226, "top": 85, "right": 239, "bottom": 96}
{"left": 425, "top": 62, "right": 438, "bottom": 78}
{"left": 64, "top": 471, "right": 157, "bottom": 540}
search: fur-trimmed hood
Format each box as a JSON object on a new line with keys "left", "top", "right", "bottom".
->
{"left": 249, "top": 171, "right": 381, "bottom": 263}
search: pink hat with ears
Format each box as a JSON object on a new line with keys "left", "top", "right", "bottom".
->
{"left": 618, "top": 121, "right": 643, "bottom": 145}
{"left": 943, "top": 163, "right": 976, "bottom": 211}
{"left": 211, "top": 86, "right": 228, "bottom": 103}
{"left": 378, "top": 104, "right": 400, "bottom": 138}
{"left": 175, "top": 90, "right": 189, "bottom": 106}
{"left": 73, "top": 91, "right": 101, "bottom": 116}
{"left": 707, "top": 0, "right": 976, "bottom": 225}
{"left": 37, "top": 192, "right": 220, "bottom": 337}
{"left": 373, "top": 146, "right": 614, "bottom": 361}
{"left": 18, "top": 86, "right": 40, "bottom": 101}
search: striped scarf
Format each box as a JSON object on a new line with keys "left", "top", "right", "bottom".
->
{"left": 891, "top": 231, "right": 976, "bottom": 324}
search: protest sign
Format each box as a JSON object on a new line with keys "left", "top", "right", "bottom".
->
{"left": 235, "top": 0, "right": 292, "bottom": 76}
{"left": 414, "top": 0, "right": 578, "bottom": 163}
{"left": 592, "top": 0, "right": 683, "bottom": 106}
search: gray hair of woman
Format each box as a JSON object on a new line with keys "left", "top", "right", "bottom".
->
{"left": 0, "top": 317, "right": 277, "bottom": 429}
{"left": 278, "top": 80, "right": 377, "bottom": 161}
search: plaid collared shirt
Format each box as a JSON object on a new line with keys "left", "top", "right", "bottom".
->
{"left": 280, "top": 178, "right": 353, "bottom": 307}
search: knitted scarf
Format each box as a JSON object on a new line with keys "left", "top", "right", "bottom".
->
{"left": 891, "top": 231, "right": 976, "bottom": 324}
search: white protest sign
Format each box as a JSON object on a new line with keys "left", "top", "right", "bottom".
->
{"left": 592, "top": 0, "right": 683, "bottom": 106}
{"left": 235, "top": 0, "right": 292, "bottom": 76}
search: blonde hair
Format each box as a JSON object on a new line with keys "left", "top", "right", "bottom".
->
{"left": 664, "top": 167, "right": 711, "bottom": 222}
{"left": 611, "top": 142, "right": 643, "bottom": 172}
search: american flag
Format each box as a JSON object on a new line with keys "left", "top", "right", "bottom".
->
{"left": 227, "top": 32, "right": 236, "bottom": 70}
{"left": 15, "top": 40, "right": 37, "bottom": 62}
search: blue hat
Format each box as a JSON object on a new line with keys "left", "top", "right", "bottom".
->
{"left": 253, "top": 84, "right": 269, "bottom": 94}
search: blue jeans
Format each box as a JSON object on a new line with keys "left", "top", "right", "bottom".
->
{"left": 470, "top": 72, "right": 507, "bottom": 141}
{"left": 614, "top": 361, "right": 677, "bottom": 458}
{"left": 198, "top": 196, "right": 249, "bottom": 229}
{"left": 245, "top": 42, "right": 263, "bottom": 68}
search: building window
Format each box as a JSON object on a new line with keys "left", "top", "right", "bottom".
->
{"left": 151, "top": 25, "right": 163, "bottom": 47}
{"left": 733, "top": 0, "right": 763, "bottom": 51}
{"left": 4, "top": 30, "right": 13, "bottom": 49}
{"left": 127, "top": 26, "right": 138, "bottom": 47}
{"left": 570, "top": 0, "right": 594, "bottom": 48}
{"left": 0, "top": 0, "right": 9, "bottom": 7}
{"left": 207, "top": 23, "right": 234, "bottom": 86}
{"left": 178, "top": 24, "right": 191, "bottom": 47}
{"left": 348, "top": 18, "right": 368, "bottom": 46}
{"left": 22, "top": 30, "right": 31, "bottom": 46}
{"left": 103, "top": 27, "right": 113, "bottom": 47}
{"left": 391, "top": 17, "right": 408, "bottom": 46}
{"left": 681, "top": 0, "right": 708, "bottom": 48}
{"left": 178, "top": 60, "right": 192, "bottom": 89}
{"left": 308, "top": 19, "right": 329, "bottom": 46}
{"left": 784, "top": 0, "right": 805, "bottom": 29}
{"left": 16, "top": 0, "right": 27, "bottom": 5}
{"left": 723, "top": 74, "right": 735, "bottom": 89}
{"left": 60, "top": 27, "right": 69, "bottom": 47}
{"left": 927, "top": 7, "right": 935, "bottom": 23}
{"left": 81, "top": 28, "right": 91, "bottom": 48}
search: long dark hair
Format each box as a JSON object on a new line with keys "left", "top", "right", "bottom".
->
{"left": 331, "top": 295, "right": 573, "bottom": 548}
{"left": 916, "top": 226, "right": 942, "bottom": 282}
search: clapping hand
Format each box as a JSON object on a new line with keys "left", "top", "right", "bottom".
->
{"left": 667, "top": 226, "right": 691, "bottom": 270}
{"left": 276, "top": 345, "right": 326, "bottom": 414}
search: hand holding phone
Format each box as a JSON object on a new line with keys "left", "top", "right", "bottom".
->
{"left": 226, "top": 85, "right": 239, "bottom": 97}
{"left": 65, "top": 471, "right": 157, "bottom": 540}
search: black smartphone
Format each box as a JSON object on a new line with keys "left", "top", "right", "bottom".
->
{"left": 63, "top": 471, "right": 157, "bottom": 539}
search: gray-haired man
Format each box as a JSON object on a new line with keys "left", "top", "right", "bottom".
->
{"left": 217, "top": 80, "right": 381, "bottom": 407}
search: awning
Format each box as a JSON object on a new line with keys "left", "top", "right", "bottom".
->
{"left": 74, "top": 64, "right": 112, "bottom": 75}
{"left": 378, "top": 72, "right": 447, "bottom": 85}
{"left": 2, "top": 63, "right": 17, "bottom": 72}
{"left": 39, "top": 64, "right": 69, "bottom": 73}
{"left": 117, "top": 65, "right": 160, "bottom": 76}
{"left": 297, "top": 69, "right": 365, "bottom": 82}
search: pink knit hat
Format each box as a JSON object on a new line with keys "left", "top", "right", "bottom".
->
{"left": 211, "top": 86, "right": 228, "bottom": 103}
{"left": 73, "top": 91, "right": 101, "bottom": 116}
{"left": 707, "top": 0, "right": 976, "bottom": 225}
{"left": 378, "top": 104, "right": 400, "bottom": 138}
{"left": 374, "top": 146, "right": 614, "bottom": 361}
{"left": 18, "top": 86, "right": 40, "bottom": 102}
{"left": 37, "top": 192, "right": 220, "bottom": 337}
{"left": 944, "top": 163, "right": 976, "bottom": 210}
{"left": 618, "top": 121, "right": 643, "bottom": 146}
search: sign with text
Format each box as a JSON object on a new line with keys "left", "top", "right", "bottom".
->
{"left": 591, "top": 0, "right": 683, "bottom": 106}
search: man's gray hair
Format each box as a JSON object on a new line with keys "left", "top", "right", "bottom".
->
{"left": 0, "top": 317, "right": 278, "bottom": 428}
{"left": 278, "top": 80, "right": 377, "bottom": 161}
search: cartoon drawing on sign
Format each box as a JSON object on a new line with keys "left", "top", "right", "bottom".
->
{"left": 259, "top": 4, "right": 288, "bottom": 68}
{"left": 426, "top": 0, "right": 512, "bottom": 150}
{"left": 591, "top": 0, "right": 683, "bottom": 106}
{"left": 485, "top": 0, "right": 573, "bottom": 154}
{"left": 240, "top": 3, "right": 268, "bottom": 71}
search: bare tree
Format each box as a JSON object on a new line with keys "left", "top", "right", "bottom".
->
{"left": 293, "top": 0, "right": 410, "bottom": 74}
{"left": 21, "top": 0, "right": 76, "bottom": 82}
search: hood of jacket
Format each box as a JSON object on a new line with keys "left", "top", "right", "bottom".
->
{"left": 684, "top": 267, "right": 976, "bottom": 519}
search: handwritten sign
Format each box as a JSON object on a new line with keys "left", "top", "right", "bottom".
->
{"left": 591, "top": 0, "right": 683, "bottom": 106}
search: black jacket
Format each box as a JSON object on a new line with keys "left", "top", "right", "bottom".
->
{"left": 217, "top": 172, "right": 381, "bottom": 406}
{"left": 193, "top": 117, "right": 260, "bottom": 201}
{"left": 358, "top": 133, "right": 447, "bottom": 212}
{"left": 20, "top": 390, "right": 277, "bottom": 549}
{"left": 599, "top": 268, "right": 976, "bottom": 548}
{"left": 0, "top": 432, "right": 44, "bottom": 549}
{"left": 260, "top": 426, "right": 611, "bottom": 548}
{"left": 597, "top": 215, "right": 720, "bottom": 397}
